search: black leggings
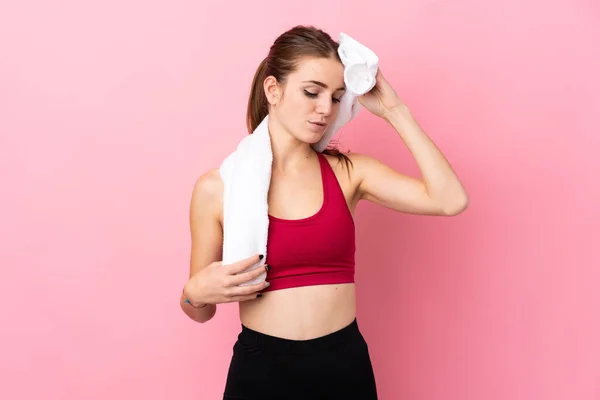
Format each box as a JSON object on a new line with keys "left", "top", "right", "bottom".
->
{"left": 223, "top": 318, "right": 378, "bottom": 400}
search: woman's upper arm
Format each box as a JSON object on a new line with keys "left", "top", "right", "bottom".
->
{"left": 189, "top": 168, "right": 224, "bottom": 278}
{"left": 348, "top": 152, "right": 446, "bottom": 216}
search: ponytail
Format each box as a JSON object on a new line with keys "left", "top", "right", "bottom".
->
{"left": 246, "top": 57, "right": 269, "bottom": 133}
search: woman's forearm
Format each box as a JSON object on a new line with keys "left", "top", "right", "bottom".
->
{"left": 385, "top": 105, "right": 469, "bottom": 214}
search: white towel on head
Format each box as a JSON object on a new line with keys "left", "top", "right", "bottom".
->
{"left": 219, "top": 32, "right": 378, "bottom": 285}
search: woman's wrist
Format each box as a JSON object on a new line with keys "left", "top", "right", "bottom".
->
{"left": 182, "top": 287, "right": 207, "bottom": 308}
{"left": 185, "top": 298, "right": 207, "bottom": 308}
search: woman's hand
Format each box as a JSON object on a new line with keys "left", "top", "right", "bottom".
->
{"left": 183, "top": 254, "right": 270, "bottom": 307}
{"left": 358, "top": 69, "right": 406, "bottom": 121}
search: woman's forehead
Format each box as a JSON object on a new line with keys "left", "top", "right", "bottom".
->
{"left": 291, "top": 57, "right": 345, "bottom": 89}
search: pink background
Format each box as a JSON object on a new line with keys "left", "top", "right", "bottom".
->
{"left": 1, "top": 0, "right": 599, "bottom": 399}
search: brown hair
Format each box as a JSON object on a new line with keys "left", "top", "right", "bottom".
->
{"left": 246, "top": 25, "right": 352, "bottom": 169}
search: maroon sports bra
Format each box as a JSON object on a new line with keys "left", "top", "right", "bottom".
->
{"left": 261, "top": 152, "right": 356, "bottom": 292}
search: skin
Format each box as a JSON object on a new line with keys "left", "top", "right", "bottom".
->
{"left": 181, "top": 56, "right": 469, "bottom": 339}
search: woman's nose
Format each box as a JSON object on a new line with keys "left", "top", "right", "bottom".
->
{"left": 317, "top": 98, "right": 332, "bottom": 115}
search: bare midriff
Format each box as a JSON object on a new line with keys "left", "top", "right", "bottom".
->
{"left": 239, "top": 282, "right": 356, "bottom": 340}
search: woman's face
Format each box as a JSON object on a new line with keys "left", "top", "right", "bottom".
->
{"left": 267, "top": 57, "right": 346, "bottom": 145}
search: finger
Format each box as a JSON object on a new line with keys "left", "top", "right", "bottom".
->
{"left": 228, "top": 264, "right": 269, "bottom": 286}
{"left": 225, "top": 254, "right": 264, "bottom": 275}
{"left": 228, "top": 280, "right": 270, "bottom": 297}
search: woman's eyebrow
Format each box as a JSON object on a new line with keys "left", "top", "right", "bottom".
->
{"left": 302, "top": 80, "right": 346, "bottom": 91}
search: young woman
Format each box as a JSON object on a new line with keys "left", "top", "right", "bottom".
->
{"left": 180, "top": 25, "right": 468, "bottom": 399}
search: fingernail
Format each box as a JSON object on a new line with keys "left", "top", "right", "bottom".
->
{"left": 257, "top": 293, "right": 263, "bottom": 297}
{"left": 259, "top": 254, "right": 264, "bottom": 260}
{"left": 265, "top": 281, "right": 270, "bottom": 287}
{"left": 265, "top": 264, "right": 270, "bottom": 272}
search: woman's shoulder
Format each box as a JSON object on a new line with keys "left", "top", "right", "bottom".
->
{"left": 322, "top": 150, "right": 379, "bottom": 165}
{"left": 193, "top": 168, "right": 223, "bottom": 192}
{"left": 321, "top": 151, "right": 380, "bottom": 179}
{"left": 190, "top": 168, "right": 224, "bottom": 221}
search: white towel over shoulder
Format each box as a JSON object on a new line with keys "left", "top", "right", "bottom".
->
{"left": 219, "top": 32, "right": 379, "bottom": 285}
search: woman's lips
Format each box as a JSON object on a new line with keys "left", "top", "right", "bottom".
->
{"left": 308, "top": 121, "right": 327, "bottom": 131}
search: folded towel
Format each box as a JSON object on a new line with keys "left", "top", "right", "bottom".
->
{"left": 219, "top": 32, "right": 378, "bottom": 286}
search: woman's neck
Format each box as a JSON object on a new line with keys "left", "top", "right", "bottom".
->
{"left": 267, "top": 116, "right": 316, "bottom": 172}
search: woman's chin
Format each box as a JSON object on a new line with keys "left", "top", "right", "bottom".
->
{"left": 300, "top": 134, "right": 325, "bottom": 146}
{"left": 300, "top": 126, "right": 327, "bottom": 144}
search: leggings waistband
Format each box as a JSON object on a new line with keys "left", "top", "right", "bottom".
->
{"left": 238, "top": 318, "right": 361, "bottom": 352}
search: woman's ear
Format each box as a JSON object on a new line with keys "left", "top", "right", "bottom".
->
{"left": 264, "top": 76, "right": 281, "bottom": 106}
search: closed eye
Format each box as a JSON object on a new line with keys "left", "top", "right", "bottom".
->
{"left": 304, "top": 89, "right": 342, "bottom": 104}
